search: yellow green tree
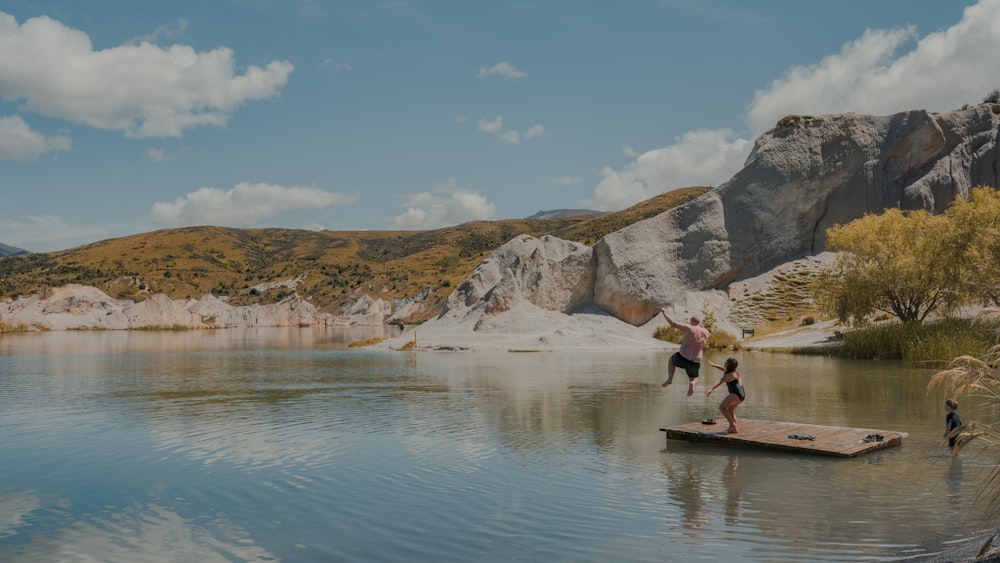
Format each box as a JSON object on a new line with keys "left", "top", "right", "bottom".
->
{"left": 945, "top": 186, "right": 1000, "bottom": 307}
{"left": 817, "top": 208, "right": 963, "bottom": 324}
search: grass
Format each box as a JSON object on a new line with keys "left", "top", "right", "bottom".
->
{"left": 823, "top": 318, "right": 999, "bottom": 366}
{"left": 348, "top": 337, "right": 385, "bottom": 348}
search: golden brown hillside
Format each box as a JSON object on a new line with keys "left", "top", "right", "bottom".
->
{"left": 0, "top": 188, "right": 709, "bottom": 322}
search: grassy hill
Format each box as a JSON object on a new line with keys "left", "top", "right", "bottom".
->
{"left": 0, "top": 187, "right": 709, "bottom": 322}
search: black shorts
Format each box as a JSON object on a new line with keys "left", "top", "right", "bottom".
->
{"left": 671, "top": 352, "right": 701, "bottom": 379}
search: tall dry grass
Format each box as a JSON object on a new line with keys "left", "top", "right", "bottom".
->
{"left": 928, "top": 309, "right": 1000, "bottom": 521}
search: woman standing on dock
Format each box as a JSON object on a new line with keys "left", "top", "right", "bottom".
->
{"left": 707, "top": 358, "right": 744, "bottom": 434}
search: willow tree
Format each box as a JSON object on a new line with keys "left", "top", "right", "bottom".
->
{"left": 817, "top": 208, "right": 963, "bottom": 324}
{"left": 945, "top": 186, "right": 1000, "bottom": 307}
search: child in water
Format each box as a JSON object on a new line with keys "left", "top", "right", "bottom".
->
{"left": 707, "top": 357, "right": 744, "bottom": 434}
{"left": 944, "top": 399, "right": 962, "bottom": 450}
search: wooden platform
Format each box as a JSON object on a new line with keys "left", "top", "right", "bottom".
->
{"left": 660, "top": 419, "right": 907, "bottom": 457}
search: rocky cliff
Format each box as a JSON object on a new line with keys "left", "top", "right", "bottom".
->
{"left": 595, "top": 106, "right": 1000, "bottom": 325}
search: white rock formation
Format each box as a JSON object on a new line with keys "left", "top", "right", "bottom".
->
{"left": 0, "top": 285, "right": 333, "bottom": 331}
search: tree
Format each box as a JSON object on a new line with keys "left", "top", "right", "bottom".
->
{"left": 817, "top": 208, "right": 963, "bottom": 324}
{"left": 945, "top": 187, "right": 1000, "bottom": 306}
{"left": 984, "top": 88, "right": 1000, "bottom": 104}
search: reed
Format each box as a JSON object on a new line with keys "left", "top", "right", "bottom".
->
{"left": 831, "top": 318, "right": 998, "bottom": 366}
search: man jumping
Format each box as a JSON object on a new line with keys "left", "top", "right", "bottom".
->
{"left": 659, "top": 307, "right": 710, "bottom": 396}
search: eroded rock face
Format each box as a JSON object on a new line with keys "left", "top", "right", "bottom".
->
{"left": 441, "top": 234, "right": 595, "bottom": 321}
{"left": 595, "top": 107, "right": 1000, "bottom": 325}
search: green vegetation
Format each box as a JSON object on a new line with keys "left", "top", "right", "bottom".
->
{"left": 808, "top": 187, "right": 1000, "bottom": 362}
{"left": 817, "top": 208, "right": 958, "bottom": 324}
{"left": 816, "top": 187, "right": 1000, "bottom": 325}
{"left": 826, "top": 318, "right": 997, "bottom": 364}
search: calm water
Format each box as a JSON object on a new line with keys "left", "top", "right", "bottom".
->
{"left": 0, "top": 328, "right": 994, "bottom": 562}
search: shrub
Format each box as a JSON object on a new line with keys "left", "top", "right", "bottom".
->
{"left": 653, "top": 326, "right": 683, "bottom": 343}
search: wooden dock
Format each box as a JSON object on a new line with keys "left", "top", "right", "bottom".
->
{"left": 661, "top": 419, "right": 907, "bottom": 457}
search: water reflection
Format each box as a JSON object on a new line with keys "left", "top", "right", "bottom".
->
{"left": 0, "top": 491, "right": 277, "bottom": 563}
{"left": 0, "top": 330, "right": 995, "bottom": 561}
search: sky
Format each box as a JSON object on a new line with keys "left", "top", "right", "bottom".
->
{"left": 0, "top": 0, "right": 997, "bottom": 252}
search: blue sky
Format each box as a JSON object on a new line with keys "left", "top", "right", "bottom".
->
{"left": 0, "top": 0, "right": 994, "bottom": 252}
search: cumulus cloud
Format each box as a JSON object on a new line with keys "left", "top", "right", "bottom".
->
{"left": 585, "top": 0, "right": 1000, "bottom": 211}
{"left": 390, "top": 179, "right": 496, "bottom": 229}
{"left": 477, "top": 61, "right": 526, "bottom": 79}
{"left": 477, "top": 115, "right": 544, "bottom": 144}
{"left": 748, "top": 0, "right": 1000, "bottom": 134}
{"left": 584, "top": 129, "right": 750, "bottom": 211}
{"left": 0, "top": 115, "right": 70, "bottom": 160}
{"left": 135, "top": 19, "right": 189, "bottom": 44}
{"left": 0, "top": 11, "right": 293, "bottom": 138}
{"left": 149, "top": 182, "right": 356, "bottom": 227}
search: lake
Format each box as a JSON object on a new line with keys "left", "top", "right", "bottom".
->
{"left": 0, "top": 328, "right": 993, "bottom": 562}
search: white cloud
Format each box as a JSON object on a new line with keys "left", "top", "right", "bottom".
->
{"left": 748, "top": 0, "right": 1000, "bottom": 134}
{"left": 477, "top": 115, "right": 544, "bottom": 144}
{"left": 499, "top": 130, "right": 520, "bottom": 144}
{"left": 586, "top": 0, "right": 1000, "bottom": 211}
{"left": 523, "top": 124, "right": 544, "bottom": 139}
{"left": 135, "top": 19, "right": 189, "bottom": 44}
{"left": 390, "top": 179, "right": 496, "bottom": 229}
{"left": 320, "top": 58, "right": 352, "bottom": 70}
{"left": 0, "top": 115, "right": 70, "bottom": 160}
{"left": 145, "top": 147, "right": 166, "bottom": 161}
{"left": 584, "top": 129, "right": 750, "bottom": 211}
{"left": 149, "top": 182, "right": 356, "bottom": 227}
{"left": 477, "top": 61, "right": 526, "bottom": 79}
{"left": 0, "top": 214, "right": 110, "bottom": 252}
{"left": 0, "top": 12, "right": 293, "bottom": 138}
{"left": 622, "top": 145, "right": 637, "bottom": 158}
{"left": 477, "top": 115, "right": 503, "bottom": 134}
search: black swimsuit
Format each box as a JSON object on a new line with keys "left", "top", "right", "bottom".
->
{"left": 725, "top": 372, "right": 746, "bottom": 401}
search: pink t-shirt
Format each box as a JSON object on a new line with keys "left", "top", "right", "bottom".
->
{"left": 678, "top": 324, "right": 710, "bottom": 362}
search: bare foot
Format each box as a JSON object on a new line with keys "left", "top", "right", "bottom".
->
{"left": 662, "top": 380, "right": 671, "bottom": 388}
{"left": 727, "top": 427, "right": 739, "bottom": 434}
{"left": 687, "top": 385, "right": 695, "bottom": 397}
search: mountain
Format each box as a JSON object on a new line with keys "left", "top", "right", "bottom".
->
{"left": 0, "top": 187, "right": 707, "bottom": 324}
{"left": 0, "top": 243, "right": 28, "bottom": 257}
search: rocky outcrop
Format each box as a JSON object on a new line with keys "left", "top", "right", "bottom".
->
{"left": 0, "top": 285, "right": 334, "bottom": 330}
{"left": 441, "top": 235, "right": 594, "bottom": 320}
{"left": 594, "top": 106, "right": 1000, "bottom": 325}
